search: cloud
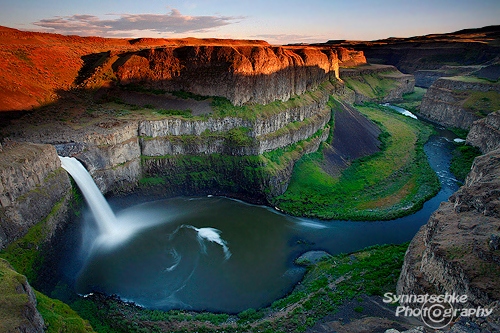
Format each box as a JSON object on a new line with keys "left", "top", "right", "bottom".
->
{"left": 253, "top": 34, "right": 326, "bottom": 45}
{"left": 33, "top": 9, "right": 242, "bottom": 37}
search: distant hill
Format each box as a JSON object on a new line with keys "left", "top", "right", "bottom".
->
{"left": 322, "top": 25, "right": 500, "bottom": 74}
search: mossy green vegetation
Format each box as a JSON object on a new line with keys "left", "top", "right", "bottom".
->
{"left": 450, "top": 144, "right": 482, "bottom": 182}
{"left": 0, "top": 258, "right": 34, "bottom": 332}
{"left": 209, "top": 80, "right": 336, "bottom": 121}
{"left": 343, "top": 70, "right": 400, "bottom": 101}
{"left": 461, "top": 90, "right": 500, "bottom": 117}
{"left": 393, "top": 87, "right": 427, "bottom": 113}
{"left": 0, "top": 193, "right": 66, "bottom": 282}
{"left": 272, "top": 103, "right": 440, "bottom": 220}
{"left": 156, "top": 109, "right": 193, "bottom": 118}
{"left": 0, "top": 259, "right": 95, "bottom": 333}
{"left": 64, "top": 243, "right": 408, "bottom": 333}
{"left": 35, "top": 291, "right": 96, "bottom": 333}
{"left": 140, "top": 126, "right": 329, "bottom": 198}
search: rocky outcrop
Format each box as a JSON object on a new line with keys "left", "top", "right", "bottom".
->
{"left": 0, "top": 142, "right": 71, "bottom": 249}
{"left": 340, "top": 65, "right": 414, "bottom": 103}
{"left": 113, "top": 46, "right": 365, "bottom": 106}
{"left": 419, "top": 77, "right": 500, "bottom": 129}
{"left": 397, "top": 148, "right": 500, "bottom": 331}
{"left": 9, "top": 120, "right": 142, "bottom": 194}
{"left": 141, "top": 127, "right": 329, "bottom": 200}
{"left": 467, "top": 111, "right": 500, "bottom": 153}
{"left": 0, "top": 259, "right": 45, "bottom": 333}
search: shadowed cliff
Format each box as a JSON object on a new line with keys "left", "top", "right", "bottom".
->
{"left": 0, "top": 26, "right": 365, "bottom": 112}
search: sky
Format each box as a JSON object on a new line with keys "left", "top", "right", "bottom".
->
{"left": 1, "top": 0, "right": 499, "bottom": 44}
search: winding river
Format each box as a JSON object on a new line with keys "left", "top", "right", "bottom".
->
{"left": 52, "top": 108, "right": 460, "bottom": 314}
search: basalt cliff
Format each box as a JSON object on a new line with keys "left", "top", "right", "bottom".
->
{"left": 111, "top": 45, "right": 364, "bottom": 106}
{"left": 0, "top": 26, "right": 374, "bottom": 250}
{"left": 328, "top": 25, "right": 500, "bottom": 131}
{"left": 419, "top": 77, "right": 500, "bottom": 129}
{"left": 397, "top": 120, "right": 500, "bottom": 331}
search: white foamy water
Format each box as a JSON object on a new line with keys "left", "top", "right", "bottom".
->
{"left": 183, "top": 225, "right": 232, "bottom": 260}
{"left": 296, "top": 220, "right": 328, "bottom": 229}
{"left": 59, "top": 156, "right": 166, "bottom": 249}
{"left": 59, "top": 156, "right": 118, "bottom": 235}
{"left": 197, "top": 227, "right": 232, "bottom": 260}
{"left": 382, "top": 103, "right": 418, "bottom": 119}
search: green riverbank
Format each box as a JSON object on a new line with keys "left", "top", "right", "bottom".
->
{"left": 272, "top": 103, "right": 440, "bottom": 220}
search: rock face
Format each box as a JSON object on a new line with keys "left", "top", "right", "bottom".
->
{"left": 413, "top": 66, "right": 479, "bottom": 88}
{"left": 0, "top": 142, "right": 72, "bottom": 249}
{"left": 4, "top": 79, "right": 346, "bottom": 199}
{"left": 340, "top": 65, "right": 414, "bottom": 104}
{"left": 419, "top": 77, "right": 500, "bottom": 129}
{"left": 397, "top": 148, "right": 500, "bottom": 330}
{"left": 467, "top": 111, "right": 500, "bottom": 154}
{"left": 0, "top": 259, "right": 45, "bottom": 333}
{"left": 113, "top": 45, "right": 365, "bottom": 106}
{"left": 337, "top": 26, "right": 500, "bottom": 73}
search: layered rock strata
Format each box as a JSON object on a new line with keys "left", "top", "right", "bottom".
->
{"left": 397, "top": 148, "right": 500, "bottom": 330}
{"left": 340, "top": 65, "right": 414, "bottom": 103}
{"left": 419, "top": 77, "right": 500, "bottom": 129}
{"left": 112, "top": 45, "right": 365, "bottom": 106}
{"left": 0, "top": 142, "right": 71, "bottom": 249}
{"left": 467, "top": 111, "right": 500, "bottom": 153}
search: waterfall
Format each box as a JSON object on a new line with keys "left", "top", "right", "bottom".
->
{"left": 59, "top": 156, "right": 179, "bottom": 248}
{"left": 59, "top": 156, "right": 118, "bottom": 237}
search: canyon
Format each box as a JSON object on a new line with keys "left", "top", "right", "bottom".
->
{"left": 1, "top": 25, "right": 500, "bottom": 333}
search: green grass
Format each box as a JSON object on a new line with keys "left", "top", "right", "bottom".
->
{"left": 0, "top": 192, "right": 68, "bottom": 281}
{"left": 156, "top": 109, "right": 193, "bottom": 118}
{"left": 138, "top": 176, "right": 166, "bottom": 186}
{"left": 450, "top": 144, "right": 482, "bottom": 182}
{"left": 343, "top": 71, "right": 400, "bottom": 100}
{"left": 0, "top": 259, "right": 34, "bottom": 332}
{"left": 36, "top": 291, "right": 96, "bottom": 333}
{"left": 462, "top": 90, "right": 500, "bottom": 117}
{"left": 210, "top": 80, "right": 336, "bottom": 121}
{"left": 0, "top": 259, "right": 95, "bottom": 333}
{"left": 393, "top": 87, "right": 427, "bottom": 113}
{"left": 272, "top": 103, "right": 440, "bottom": 220}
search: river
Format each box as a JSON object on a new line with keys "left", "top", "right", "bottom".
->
{"left": 51, "top": 108, "right": 460, "bottom": 314}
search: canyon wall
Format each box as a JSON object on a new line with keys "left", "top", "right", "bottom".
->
{"left": 397, "top": 146, "right": 500, "bottom": 330}
{"left": 340, "top": 65, "right": 414, "bottom": 104}
{"left": 0, "top": 259, "right": 44, "bottom": 332}
{"left": 0, "top": 142, "right": 72, "bottom": 249}
{"left": 0, "top": 39, "right": 395, "bottom": 251}
{"left": 467, "top": 111, "right": 500, "bottom": 153}
{"left": 111, "top": 45, "right": 365, "bottom": 106}
{"left": 49, "top": 82, "right": 334, "bottom": 197}
{"left": 419, "top": 77, "right": 500, "bottom": 129}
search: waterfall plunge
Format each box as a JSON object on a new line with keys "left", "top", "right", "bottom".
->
{"left": 59, "top": 157, "right": 232, "bottom": 256}
{"left": 59, "top": 156, "right": 149, "bottom": 248}
{"left": 59, "top": 156, "right": 117, "bottom": 234}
